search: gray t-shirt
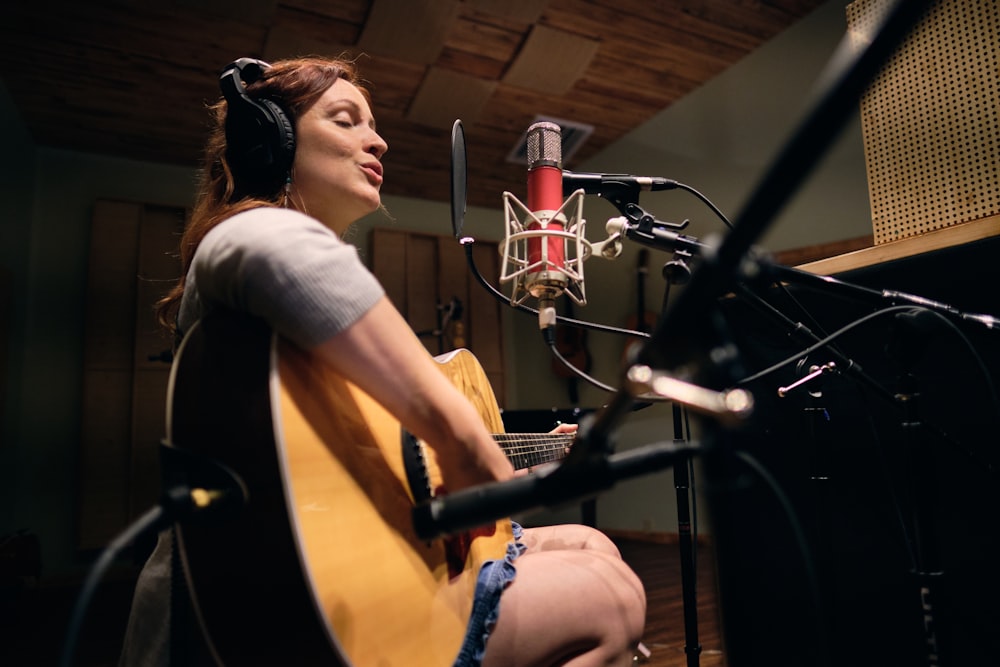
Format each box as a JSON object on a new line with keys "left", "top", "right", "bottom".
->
{"left": 178, "top": 207, "right": 384, "bottom": 346}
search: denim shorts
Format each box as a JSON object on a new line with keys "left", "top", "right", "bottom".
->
{"left": 451, "top": 522, "right": 526, "bottom": 666}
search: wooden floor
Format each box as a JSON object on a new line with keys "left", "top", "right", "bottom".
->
{"left": 1, "top": 537, "right": 726, "bottom": 666}
{"left": 615, "top": 537, "right": 727, "bottom": 667}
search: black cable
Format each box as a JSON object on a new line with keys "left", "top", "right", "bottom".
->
{"left": 738, "top": 304, "right": 1000, "bottom": 475}
{"left": 462, "top": 237, "right": 649, "bottom": 396}
{"left": 673, "top": 181, "right": 734, "bottom": 230}
{"left": 736, "top": 305, "right": 914, "bottom": 386}
{"left": 462, "top": 238, "right": 650, "bottom": 340}
{"left": 59, "top": 505, "right": 167, "bottom": 667}
{"left": 543, "top": 326, "right": 620, "bottom": 394}
{"left": 915, "top": 309, "right": 1000, "bottom": 428}
{"left": 772, "top": 280, "right": 835, "bottom": 342}
{"left": 60, "top": 469, "right": 242, "bottom": 667}
{"left": 526, "top": 179, "right": 739, "bottom": 399}
{"left": 729, "top": 303, "right": 1000, "bottom": 629}
{"left": 463, "top": 172, "right": 734, "bottom": 357}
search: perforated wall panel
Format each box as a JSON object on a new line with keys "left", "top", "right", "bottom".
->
{"left": 846, "top": 0, "right": 999, "bottom": 244}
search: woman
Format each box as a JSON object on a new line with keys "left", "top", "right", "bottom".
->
{"left": 121, "top": 55, "right": 645, "bottom": 667}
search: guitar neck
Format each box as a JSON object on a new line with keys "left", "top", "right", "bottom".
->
{"left": 493, "top": 433, "right": 573, "bottom": 470}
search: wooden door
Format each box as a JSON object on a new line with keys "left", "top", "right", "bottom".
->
{"left": 77, "top": 200, "right": 184, "bottom": 550}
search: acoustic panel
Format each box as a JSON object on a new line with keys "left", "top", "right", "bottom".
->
{"left": 847, "top": 0, "right": 999, "bottom": 244}
{"left": 406, "top": 67, "right": 497, "bottom": 129}
{"left": 467, "top": 0, "right": 548, "bottom": 23}
{"left": 502, "top": 25, "right": 600, "bottom": 95}
{"left": 356, "top": 0, "right": 460, "bottom": 64}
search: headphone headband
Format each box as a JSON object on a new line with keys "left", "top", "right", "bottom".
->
{"left": 219, "top": 58, "right": 269, "bottom": 101}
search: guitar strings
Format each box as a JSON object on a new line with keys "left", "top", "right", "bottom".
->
{"left": 492, "top": 434, "right": 574, "bottom": 467}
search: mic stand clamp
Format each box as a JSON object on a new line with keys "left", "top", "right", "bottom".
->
{"left": 625, "top": 365, "right": 755, "bottom": 426}
{"left": 599, "top": 196, "right": 707, "bottom": 259}
{"left": 663, "top": 248, "right": 694, "bottom": 286}
{"left": 777, "top": 361, "right": 837, "bottom": 398}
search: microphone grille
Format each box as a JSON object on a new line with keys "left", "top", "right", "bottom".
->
{"left": 526, "top": 121, "right": 562, "bottom": 169}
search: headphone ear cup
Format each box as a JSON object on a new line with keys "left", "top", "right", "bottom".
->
{"left": 221, "top": 61, "right": 296, "bottom": 192}
{"left": 226, "top": 98, "right": 295, "bottom": 188}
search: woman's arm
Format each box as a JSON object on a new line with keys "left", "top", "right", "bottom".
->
{"left": 310, "top": 296, "right": 514, "bottom": 492}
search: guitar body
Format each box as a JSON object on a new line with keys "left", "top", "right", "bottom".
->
{"left": 167, "top": 311, "right": 512, "bottom": 666}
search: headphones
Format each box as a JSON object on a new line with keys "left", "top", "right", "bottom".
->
{"left": 219, "top": 58, "right": 296, "bottom": 192}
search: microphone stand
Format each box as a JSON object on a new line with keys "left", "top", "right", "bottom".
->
{"left": 659, "top": 252, "right": 703, "bottom": 667}
{"left": 619, "top": 9, "right": 932, "bottom": 665}
{"left": 420, "top": 4, "right": 934, "bottom": 664}
{"left": 777, "top": 357, "right": 839, "bottom": 638}
{"left": 672, "top": 404, "right": 702, "bottom": 667}
{"left": 885, "top": 310, "right": 951, "bottom": 664}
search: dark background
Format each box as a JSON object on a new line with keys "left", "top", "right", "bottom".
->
{"left": 707, "top": 236, "right": 1000, "bottom": 666}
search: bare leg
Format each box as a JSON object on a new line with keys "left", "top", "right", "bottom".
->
{"left": 482, "top": 526, "right": 646, "bottom": 667}
{"left": 519, "top": 524, "right": 623, "bottom": 559}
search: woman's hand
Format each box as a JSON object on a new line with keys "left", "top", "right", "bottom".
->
{"left": 516, "top": 421, "right": 578, "bottom": 476}
{"left": 550, "top": 421, "right": 578, "bottom": 437}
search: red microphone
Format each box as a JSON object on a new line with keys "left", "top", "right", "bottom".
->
{"left": 523, "top": 121, "right": 569, "bottom": 326}
{"left": 499, "top": 121, "right": 589, "bottom": 329}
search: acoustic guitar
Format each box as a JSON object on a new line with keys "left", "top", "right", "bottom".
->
{"left": 165, "top": 310, "right": 571, "bottom": 666}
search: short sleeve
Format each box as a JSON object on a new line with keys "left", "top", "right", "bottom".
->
{"left": 178, "top": 207, "right": 385, "bottom": 348}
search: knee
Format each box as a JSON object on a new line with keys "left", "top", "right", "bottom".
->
{"left": 602, "top": 558, "right": 647, "bottom": 659}
{"left": 523, "top": 524, "right": 623, "bottom": 558}
{"left": 579, "top": 526, "right": 623, "bottom": 559}
{"left": 551, "top": 523, "right": 624, "bottom": 558}
{"left": 587, "top": 550, "right": 647, "bottom": 636}
{"left": 607, "top": 552, "right": 647, "bottom": 636}
{"left": 624, "top": 565, "right": 647, "bottom": 633}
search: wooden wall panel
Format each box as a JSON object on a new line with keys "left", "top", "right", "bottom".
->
{"left": 132, "top": 207, "right": 183, "bottom": 368}
{"left": 78, "top": 200, "right": 184, "bottom": 550}
{"left": 129, "top": 206, "right": 185, "bottom": 518}
{"left": 405, "top": 235, "right": 439, "bottom": 355}
{"left": 129, "top": 369, "right": 171, "bottom": 518}
{"left": 371, "top": 228, "right": 505, "bottom": 406}
{"left": 436, "top": 237, "right": 471, "bottom": 353}
{"left": 78, "top": 201, "right": 141, "bottom": 549}
{"left": 82, "top": 201, "right": 141, "bottom": 369}
{"left": 77, "top": 370, "right": 133, "bottom": 548}
{"left": 371, "top": 228, "right": 407, "bottom": 311}
{"left": 469, "top": 242, "right": 504, "bottom": 402}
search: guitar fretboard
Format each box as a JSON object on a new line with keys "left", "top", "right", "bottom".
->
{"left": 493, "top": 433, "right": 573, "bottom": 470}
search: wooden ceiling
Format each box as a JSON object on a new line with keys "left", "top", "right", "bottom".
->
{"left": 2, "top": 0, "right": 825, "bottom": 210}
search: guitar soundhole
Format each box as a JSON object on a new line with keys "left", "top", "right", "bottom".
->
{"left": 401, "top": 429, "right": 433, "bottom": 503}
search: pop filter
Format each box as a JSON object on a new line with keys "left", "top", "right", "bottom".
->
{"left": 450, "top": 119, "right": 467, "bottom": 239}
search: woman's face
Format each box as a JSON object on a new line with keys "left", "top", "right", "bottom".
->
{"left": 289, "top": 77, "right": 388, "bottom": 234}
